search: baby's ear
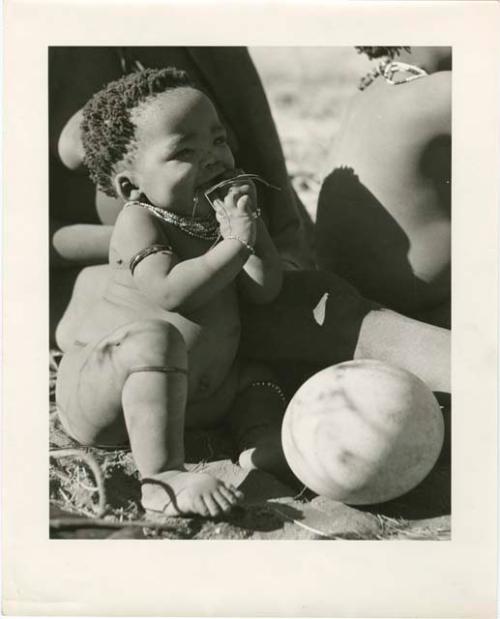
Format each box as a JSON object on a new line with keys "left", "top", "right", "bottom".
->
{"left": 114, "top": 171, "right": 142, "bottom": 201}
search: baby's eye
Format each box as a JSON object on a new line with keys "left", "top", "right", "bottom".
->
{"left": 214, "top": 135, "right": 227, "bottom": 146}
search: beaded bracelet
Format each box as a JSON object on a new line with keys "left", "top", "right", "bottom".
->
{"left": 225, "top": 235, "right": 255, "bottom": 255}
{"left": 248, "top": 380, "right": 287, "bottom": 408}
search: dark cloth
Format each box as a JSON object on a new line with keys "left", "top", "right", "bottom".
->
{"left": 241, "top": 270, "right": 375, "bottom": 365}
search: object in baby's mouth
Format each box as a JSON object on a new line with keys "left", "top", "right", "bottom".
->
{"left": 203, "top": 168, "right": 281, "bottom": 210}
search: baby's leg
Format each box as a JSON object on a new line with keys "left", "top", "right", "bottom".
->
{"left": 228, "top": 364, "right": 295, "bottom": 484}
{"left": 56, "top": 319, "right": 242, "bottom": 517}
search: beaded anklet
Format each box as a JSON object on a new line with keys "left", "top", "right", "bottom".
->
{"left": 248, "top": 381, "right": 287, "bottom": 408}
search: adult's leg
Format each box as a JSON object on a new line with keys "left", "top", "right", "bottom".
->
{"left": 355, "top": 306, "right": 450, "bottom": 393}
{"left": 240, "top": 270, "right": 450, "bottom": 394}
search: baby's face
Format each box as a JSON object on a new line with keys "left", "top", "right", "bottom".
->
{"left": 124, "top": 87, "right": 235, "bottom": 213}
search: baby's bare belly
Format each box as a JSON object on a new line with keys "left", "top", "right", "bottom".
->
{"left": 73, "top": 275, "right": 241, "bottom": 402}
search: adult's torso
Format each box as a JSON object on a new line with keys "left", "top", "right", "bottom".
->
{"left": 316, "top": 72, "right": 451, "bottom": 319}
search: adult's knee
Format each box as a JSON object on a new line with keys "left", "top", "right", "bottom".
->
{"left": 109, "top": 319, "right": 187, "bottom": 369}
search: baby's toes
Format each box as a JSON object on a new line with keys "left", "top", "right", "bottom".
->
{"left": 202, "top": 493, "right": 223, "bottom": 518}
{"left": 220, "top": 484, "right": 244, "bottom": 504}
{"left": 212, "top": 489, "right": 234, "bottom": 513}
{"left": 205, "top": 490, "right": 231, "bottom": 516}
{"left": 193, "top": 495, "right": 211, "bottom": 517}
{"left": 228, "top": 483, "right": 244, "bottom": 500}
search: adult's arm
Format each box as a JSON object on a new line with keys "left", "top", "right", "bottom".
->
{"left": 51, "top": 220, "right": 113, "bottom": 267}
{"left": 49, "top": 47, "right": 124, "bottom": 268}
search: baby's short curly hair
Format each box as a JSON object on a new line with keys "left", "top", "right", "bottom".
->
{"left": 81, "top": 67, "right": 194, "bottom": 197}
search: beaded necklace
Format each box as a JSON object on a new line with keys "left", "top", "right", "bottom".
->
{"left": 125, "top": 201, "right": 220, "bottom": 241}
{"left": 125, "top": 173, "right": 280, "bottom": 242}
{"left": 383, "top": 61, "right": 428, "bottom": 85}
{"left": 359, "top": 59, "right": 428, "bottom": 90}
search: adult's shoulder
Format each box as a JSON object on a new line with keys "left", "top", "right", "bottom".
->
{"left": 354, "top": 71, "right": 451, "bottom": 132}
{"left": 421, "top": 70, "right": 451, "bottom": 92}
{"left": 399, "top": 71, "right": 451, "bottom": 133}
{"left": 360, "top": 70, "right": 450, "bottom": 106}
{"left": 403, "top": 70, "right": 451, "bottom": 113}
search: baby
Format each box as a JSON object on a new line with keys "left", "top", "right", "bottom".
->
{"left": 55, "top": 67, "right": 288, "bottom": 518}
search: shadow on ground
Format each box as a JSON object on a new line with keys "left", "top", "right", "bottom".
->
{"left": 355, "top": 408, "right": 451, "bottom": 520}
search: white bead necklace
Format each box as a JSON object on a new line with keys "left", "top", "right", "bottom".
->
{"left": 125, "top": 201, "right": 220, "bottom": 240}
{"left": 124, "top": 173, "right": 280, "bottom": 242}
{"left": 383, "top": 61, "right": 428, "bottom": 85}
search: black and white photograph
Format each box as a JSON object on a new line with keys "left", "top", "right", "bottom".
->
{"left": 3, "top": 1, "right": 499, "bottom": 616}
{"left": 48, "top": 45, "right": 452, "bottom": 541}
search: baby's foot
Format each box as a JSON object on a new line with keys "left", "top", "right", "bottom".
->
{"left": 141, "top": 470, "right": 243, "bottom": 518}
{"left": 238, "top": 431, "right": 293, "bottom": 483}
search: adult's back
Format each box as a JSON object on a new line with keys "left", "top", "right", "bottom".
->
{"left": 316, "top": 48, "right": 451, "bottom": 327}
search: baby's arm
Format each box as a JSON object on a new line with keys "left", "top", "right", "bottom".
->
{"left": 214, "top": 183, "right": 283, "bottom": 304}
{"left": 113, "top": 206, "right": 255, "bottom": 313}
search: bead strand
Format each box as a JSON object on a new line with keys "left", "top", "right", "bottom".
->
{"left": 225, "top": 235, "right": 255, "bottom": 255}
{"left": 248, "top": 380, "right": 287, "bottom": 407}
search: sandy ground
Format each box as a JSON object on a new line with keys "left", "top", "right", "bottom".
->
{"left": 250, "top": 47, "right": 373, "bottom": 218}
{"left": 49, "top": 48, "right": 451, "bottom": 540}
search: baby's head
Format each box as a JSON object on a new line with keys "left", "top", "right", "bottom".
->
{"left": 82, "top": 67, "right": 235, "bottom": 211}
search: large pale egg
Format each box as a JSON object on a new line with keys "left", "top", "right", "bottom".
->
{"left": 282, "top": 360, "right": 444, "bottom": 505}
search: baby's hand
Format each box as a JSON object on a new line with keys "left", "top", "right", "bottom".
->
{"left": 213, "top": 181, "right": 258, "bottom": 247}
